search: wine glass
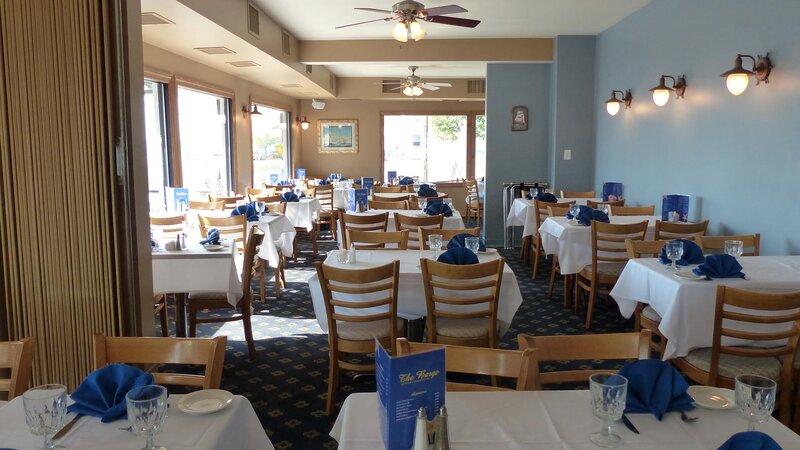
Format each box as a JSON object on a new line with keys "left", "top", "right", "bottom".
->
{"left": 599, "top": 204, "right": 610, "bottom": 216}
{"left": 126, "top": 385, "right": 168, "bottom": 450}
{"left": 589, "top": 374, "right": 628, "bottom": 448}
{"left": 735, "top": 375, "right": 776, "bottom": 432}
{"left": 465, "top": 236, "right": 481, "bottom": 254}
{"left": 23, "top": 384, "right": 67, "bottom": 450}
{"left": 725, "top": 240, "right": 744, "bottom": 259}
{"left": 419, "top": 199, "right": 428, "bottom": 211}
{"left": 665, "top": 240, "right": 684, "bottom": 272}
{"left": 254, "top": 201, "right": 265, "bottom": 217}
{"left": 429, "top": 234, "right": 443, "bottom": 258}
{"left": 569, "top": 205, "right": 581, "bottom": 224}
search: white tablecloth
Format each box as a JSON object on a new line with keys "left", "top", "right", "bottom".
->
{"left": 538, "top": 215, "right": 660, "bottom": 275}
{"left": 334, "top": 189, "right": 447, "bottom": 209}
{"left": 284, "top": 198, "right": 321, "bottom": 231}
{"left": 252, "top": 215, "right": 296, "bottom": 267}
{"left": 308, "top": 249, "right": 522, "bottom": 336}
{"left": 337, "top": 209, "right": 465, "bottom": 246}
{"left": 611, "top": 256, "right": 800, "bottom": 359}
{"left": 331, "top": 391, "right": 800, "bottom": 450}
{"left": 0, "top": 394, "right": 273, "bottom": 450}
{"left": 152, "top": 245, "right": 242, "bottom": 307}
{"left": 505, "top": 198, "right": 604, "bottom": 238}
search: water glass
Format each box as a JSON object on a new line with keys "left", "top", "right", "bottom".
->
{"left": 735, "top": 374, "right": 776, "bottom": 431}
{"left": 23, "top": 384, "right": 68, "bottom": 450}
{"left": 569, "top": 204, "right": 581, "bottom": 223}
{"left": 444, "top": 198, "right": 453, "bottom": 208}
{"left": 429, "top": 234, "right": 443, "bottom": 258}
{"left": 589, "top": 374, "right": 628, "bottom": 448}
{"left": 725, "top": 240, "right": 744, "bottom": 259}
{"left": 465, "top": 236, "right": 481, "bottom": 254}
{"left": 599, "top": 204, "right": 610, "bottom": 215}
{"left": 665, "top": 240, "right": 684, "bottom": 272}
{"left": 254, "top": 201, "right": 265, "bottom": 216}
{"left": 419, "top": 200, "right": 428, "bottom": 211}
{"left": 336, "top": 248, "right": 351, "bottom": 264}
{"left": 126, "top": 385, "right": 168, "bottom": 450}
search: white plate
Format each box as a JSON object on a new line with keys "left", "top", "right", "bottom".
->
{"left": 687, "top": 386, "right": 735, "bottom": 410}
{"left": 203, "top": 244, "right": 224, "bottom": 252}
{"left": 177, "top": 389, "right": 233, "bottom": 414}
{"left": 481, "top": 248, "right": 498, "bottom": 254}
{"left": 674, "top": 271, "right": 706, "bottom": 281}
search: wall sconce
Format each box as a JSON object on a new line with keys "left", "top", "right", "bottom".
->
{"left": 720, "top": 53, "right": 773, "bottom": 96}
{"left": 604, "top": 90, "right": 632, "bottom": 116}
{"left": 241, "top": 104, "right": 262, "bottom": 118}
{"left": 297, "top": 116, "right": 310, "bottom": 130}
{"left": 649, "top": 75, "right": 687, "bottom": 107}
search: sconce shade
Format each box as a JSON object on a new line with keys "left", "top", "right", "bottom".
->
{"left": 297, "top": 116, "right": 310, "bottom": 130}
{"left": 606, "top": 101, "right": 621, "bottom": 116}
{"left": 604, "top": 90, "right": 631, "bottom": 116}
{"left": 721, "top": 54, "right": 772, "bottom": 95}
{"left": 726, "top": 73, "right": 749, "bottom": 96}
{"left": 649, "top": 76, "right": 673, "bottom": 107}
{"left": 250, "top": 105, "right": 262, "bottom": 115}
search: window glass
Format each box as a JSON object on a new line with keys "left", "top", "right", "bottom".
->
{"left": 383, "top": 115, "right": 468, "bottom": 182}
{"left": 475, "top": 114, "right": 486, "bottom": 180}
{"left": 251, "top": 105, "right": 290, "bottom": 185}
{"left": 143, "top": 79, "right": 169, "bottom": 210}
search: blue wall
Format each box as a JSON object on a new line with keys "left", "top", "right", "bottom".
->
{"left": 595, "top": 0, "right": 800, "bottom": 255}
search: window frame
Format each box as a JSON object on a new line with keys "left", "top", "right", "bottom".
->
{"left": 142, "top": 77, "right": 173, "bottom": 192}
{"left": 249, "top": 97, "right": 293, "bottom": 187}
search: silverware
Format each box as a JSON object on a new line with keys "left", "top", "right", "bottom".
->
{"left": 53, "top": 414, "right": 82, "bottom": 440}
{"left": 680, "top": 410, "right": 699, "bottom": 423}
{"left": 621, "top": 414, "right": 639, "bottom": 434}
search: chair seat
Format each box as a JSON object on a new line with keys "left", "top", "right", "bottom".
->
{"left": 641, "top": 305, "right": 662, "bottom": 323}
{"left": 188, "top": 291, "right": 228, "bottom": 301}
{"left": 683, "top": 348, "right": 782, "bottom": 380}
{"left": 579, "top": 262, "right": 627, "bottom": 278}
{"left": 436, "top": 317, "right": 491, "bottom": 339}
{"left": 336, "top": 318, "right": 404, "bottom": 341}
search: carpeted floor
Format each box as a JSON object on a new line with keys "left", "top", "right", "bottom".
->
{"left": 158, "top": 229, "right": 635, "bottom": 449}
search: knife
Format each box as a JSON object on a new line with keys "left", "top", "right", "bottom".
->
{"left": 53, "top": 414, "right": 82, "bottom": 440}
{"left": 621, "top": 414, "right": 639, "bottom": 434}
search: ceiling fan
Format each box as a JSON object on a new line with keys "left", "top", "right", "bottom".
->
{"left": 378, "top": 66, "right": 453, "bottom": 97}
{"left": 336, "top": 1, "right": 480, "bottom": 42}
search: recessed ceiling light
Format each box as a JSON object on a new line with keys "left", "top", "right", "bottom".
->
{"left": 195, "top": 46, "right": 236, "bottom": 55}
{"left": 280, "top": 84, "right": 302, "bottom": 88}
{"left": 141, "top": 12, "right": 174, "bottom": 25}
{"left": 226, "top": 61, "right": 260, "bottom": 67}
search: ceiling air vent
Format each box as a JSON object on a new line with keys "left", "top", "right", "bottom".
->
{"left": 195, "top": 46, "right": 235, "bottom": 55}
{"left": 226, "top": 60, "right": 260, "bottom": 68}
{"left": 282, "top": 31, "right": 291, "bottom": 56}
{"left": 280, "top": 84, "right": 302, "bottom": 88}
{"left": 247, "top": 2, "right": 260, "bottom": 37}
{"left": 467, "top": 79, "right": 486, "bottom": 94}
{"left": 306, "top": 65, "right": 313, "bottom": 75}
{"left": 141, "top": 12, "right": 174, "bottom": 25}
{"left": 381, "top": 80, "right": 402, "bottom": 94}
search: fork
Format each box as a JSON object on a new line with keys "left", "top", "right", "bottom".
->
{"left": 680, "top": 410, "right": 698, "bottom": 422}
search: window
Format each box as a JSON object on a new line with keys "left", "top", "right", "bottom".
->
{"left": 143, "top": 79, "right": 170, "bottom": 210}
{"left": 177, "top": 86, "right": 233, "bottom": 197}
{"left": 383, "top": 114, "right": 468, "bottom": 182}
{"left": 474, "top": 114, "right": 486, "bottom": 180}
{"left": 251, "top": 104, "right": 291, "bottom": 186}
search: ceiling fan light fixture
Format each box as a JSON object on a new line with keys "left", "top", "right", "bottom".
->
{"left": 408, "top": 20, "right": 426, "bottom": 41}
{"left": 392, "top": 21, "right": 409, "bottom": 42}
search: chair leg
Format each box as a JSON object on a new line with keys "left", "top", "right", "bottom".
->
{"left": 793, "top": 371, "right": 800, "bottom": 432}
{"left": 242, "top": 308, "right": 256, "bottom": 360}
{"left": 585, "top": 281, "right": 597, "bottom": 329}
{"left": 310, "top": 229, "right": 318, "bottom": 255}
{"left": 326, "top": 355, "right": 339, "bottom": 416}
{"left": 259, "top": 263, "right": 266, "bottom": 303}
{"left": 273, "top": 267, "right": 282, "bottom": 298}
{"left": 531, "top": 240, "right": 542, "bottom": 280}
{"left": 547, "top": 257, "right": 559, "bottom": 299}
{"left": 188, "top": 304, "right": 197, "bottom": 337}
{"left": 159, "top": 301, "right": 169, "bottom": 337}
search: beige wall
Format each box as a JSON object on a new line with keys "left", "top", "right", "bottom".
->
{"left": 142, "top": 43, "right": 301, "bottom": 192}
{"left": 298, "top": 99, "right": 485, "bottom": 179}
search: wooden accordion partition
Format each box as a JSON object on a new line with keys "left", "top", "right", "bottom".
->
{"left": 0, "top": 0, "right": 138, "bottom": 389}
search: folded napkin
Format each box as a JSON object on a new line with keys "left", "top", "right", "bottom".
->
{"left": 281, "top": 192, "right": 300, "bottom": 203}
{"left": 398, "top": 176, "right": 414, "bottom": 185}
{"left": 437, "top": 247, "right": 479, "bottom": 265}
{"left": 566, "top": 205, "right": 610, "bottom": 226}
{"left": 534, "top": 192, "right": 558, "bottom": 203}
{"left": 425, "top": 203, "right": 453, "bottom": 217}
{"left": 693, "top": 254, "right": 746, "bottom": 279}
{"left": 565, "top": 204, "right": 587, "bottom": 220}
{"left": 231, "top": 203, "right": 259, "bottom": 221}
{"left": 659, "top": 239, "right": 706, "bottom": 265}
{"left": 418, "top": 185, "right": 437, "bottom": 197}
{"left": 718, "top": 432, "right": 782, "bottom": 450}
{"left": 200, "top": 227, "right": 220, "bottom": 245}
{"left": 277, "top": 180, "right": 293, "bottom": 186}
{"left": 618, "top": 359, "right": 694, "bottom": 420}
{"left": 318, "top": 179, "right": 330, "bottom": 185}
{"left": 353, "top": 180, "right": 362, "bottom": 186}
{"left": 68, "top": 364, "right": 155, "bottom": 423}
{"left": 447, "top": 233, "right": 486, "bottom": 251}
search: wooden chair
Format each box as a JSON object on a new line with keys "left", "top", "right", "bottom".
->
{"left": 575, "top": 221, "right": 648, "bottom": 329}
{"left": 346, "top": 230, "right": 409, "bottom": 250}
{"left": 396, "top": 338, "right": 540, "bottom": 391}
{"left": 198, "top": 214, "right": 248, "bottom": 251}
{"left": 0, "top": 337, "right": 36, "bottom": 400}
{"left": 374, "top": 186, "right": 403, "bottom": 193}
{"left": 545, "top": 205, "right": 575, "bottom": 303}
{"left": 150, "top": 213, "right": 186, "bottom": 237}
{"left": 250, "top": 193, "right": 282, "bottom": 205}
{"left": 529, "top": 200, "right": 576, "bottom": 280}
{"left": 654, "top": 219, "right": 709, "bottom": 240}
{"left": 315, "top": 261, "right": 401, "bottom": 415}
{"left": 672, "top": 286, "right": 800, "bottom": 426}
{"left": 153, "top": 294, "right": 169, "bottom": 337}
{"left": 586, "top": 199, "right": 625, "bottom": 208}
{"left": 420, "top": 227, "right": 480, "bottom": 250}
{"left": 373, "top": 193, "right": 411, "bottom": 202}
{"left": 464, "top": 179, "right": 482, "bottom": 226}
{"left": 339, "top": 212, "right": 389, "bottom": 248}
{"left": 247, "top": 187, "right": 276, "bottom": 201}
{"left": 189, "top": 200, "right": 223, "bottom": 211}
{"left": 420, "top": 258, "right": 505, "bottom": 348}
{"left": 517, "top": 331, "right": 650, "bottom": 385}
{"left": 695, "top": 234, "right": 760, "bottom": 256}
{"left": 625, "top": 239, "right": 671, "bottom": 357}
{"left": 187, "top": 227, "right": 263, "bottom": 359}
{"left": 93, "top": 334, "right": 227, "bottom": 390}
{"left": 314, "top": 184, "right": 338, "bottom": 243}
{"left": 394, "top": 213, "right": 444, "bottom": 250}
{"left": 368, "top": 199, "right": 409, "bottom": 210}
{"left": 560, "top": 190, "right": 595, "bottom": 198}
{"left": 208, "top": 194, "right": 243, "bottom": 209}
{"left": 610, "top": 205, "right": 656, "bottom": 216}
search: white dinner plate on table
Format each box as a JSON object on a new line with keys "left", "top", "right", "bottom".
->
{"left": 203, "top": 244, "right": 224, "bottom": 252}
{"left": 482, "top": 248, "right": 498, "bottom": 254}
{"left": 674, "top": 271, "right": 706, "bottom": 281}
{"left": 687, "top": 386, "right": 735, "bottom": 410}
{"left": 177, "top": 389, "right": 233, "bottom": 414}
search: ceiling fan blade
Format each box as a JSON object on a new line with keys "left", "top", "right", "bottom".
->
{"left": 420, "top": 5, "right": 467, "bottom": 16}
{"left": 425, "top": 15, "right": 480, "bottom": 28}
{"left": 389, "top": 86, "right": 404, "bottom": 91}
{"left": 335, "top": 17, "right": 390, "bottom": 29}
{"left": 374, "top": 81, "right": 403, "bottom": 85}
{"left": 354, "top": 7, "right": 393, "bottom": 14}
{"left": 420, "top": 84, "right": 441, "bottom": 91}
{"left": 423, "top": 82, "right": 453, "bottom": 87}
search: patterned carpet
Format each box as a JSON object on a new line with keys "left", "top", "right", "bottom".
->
{"left": 157, "top": 229, "right": 635, "bottom": 449}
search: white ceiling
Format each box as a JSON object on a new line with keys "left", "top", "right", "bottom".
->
{"left": 325, "top": 61, "right": 489, "bottom": 78}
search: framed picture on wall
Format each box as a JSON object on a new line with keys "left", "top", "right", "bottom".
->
{"left": 318, "top": 119, "right": 359, "bottom": 154}
{"left": 511, "top": 106, "right": 528, "bottom": 131}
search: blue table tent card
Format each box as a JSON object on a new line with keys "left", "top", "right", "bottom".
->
{"left": 270, "top": 173, "right": 280, "bottom": 185}
{"left": 376, "top": 342, "right": 445, "bottom": 450}
{"left": 295, "top": 168, "right": 306, "bottom": 179}
{"left": 662, "top": 194, "right": 690, "bottom": 222}
{"left": 361, "top": 177, "right": 375, "bottom": 193}
{"left": 165, "top": 187, "right": 189, "bottom": 212}
{"left": 387, "top": 171, "right": 397, "bottom": 183}
{"left": 602, "top": 182, "right": 623, "bottom": 201}
{"left": 347, "top": 188, "right": 369, "bottom": 212}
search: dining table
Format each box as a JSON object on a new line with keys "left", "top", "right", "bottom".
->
{"left": 506, "top": 197, "right": 605, "bottom": 239}
{"left": 252, "top": 214, "right": 296, "bottom": 267}
{"left": 336, "top": 209, "right": 465, "bottom": 247}
{"left": 283, "top": 197, "right": 321, "bottom": 231}
{"left": 611, "top": 255, "right": 800, "bottom": 359}
{"left": 332, "top": 188, "right": 444, "bottom": 210}
{"left": 0, "top": 393, "right": 274, "bottom": 449}
{"left": 331, "top": 390, "right": 800, "bottom": 449}
{"left": 307, "top": 249, "right": 523, "bottom": 336}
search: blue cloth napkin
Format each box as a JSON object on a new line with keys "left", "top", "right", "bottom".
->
{"left": 418, "top": 185, "right": 437, "bottom": 197}
{"left": 318, "top": 179, "right": 330, "bottom": 185}
{"left": 693, "top": 254, "right": 746, "bottom": 279}
{"left": 425, "top": 203, "right": 453, "bottom": 217}
{"left": 231, "top": 203, "right": 259, "bottom": 221}
{"left": 437, "top": 247, "right": 479, "bottom": 265}
{"left": 68, "top": 364, "right": 155, "bottom": 423}
{"left": 659, "top": 239, "right": 706, "bottom": 265}
{"left": 281, "top": 192, "right": 300, "bottom": 203}
{"left": 200, "top": 227, "right": 220, "bottom": 245}
{"left": 618, "top": 359, "right": 694, "bottom": 420}
{"left": 398, "top": 176, "right": 414, "bottom": 185}
{"left": 447, "top": 233, "right": 486, "bottom": 251}
{"left": 277, "top": 180, "right": 292, "bottom": 186}
{"left": 566, "top": 205, "right": 609, "bottom": 226}
{"left": 718, "top": 432, "right": 782, "bottom": 450}
{"left": 565, "top": 204, "right": 588, "bottom": 220}
{"left": 535, "top": 192, "right": 558, "bottom": 203}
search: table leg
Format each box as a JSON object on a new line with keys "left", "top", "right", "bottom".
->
{"left": 174, "top": 293, "right": 187, "bottom": 337}
{"left": 563, "top": 274, "right": 574, "bottom": 309}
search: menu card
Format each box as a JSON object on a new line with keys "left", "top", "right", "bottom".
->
{"left": 164, "top": 187, "right": 189, "bottom": 212}
{"left": 295, "top": 168, "right": 306, "bottom": 179}
{"left": 602, "top": 182, "right": 624, "bottom": 201}
{"left": 662, "top": 194, "right": 690, "bottom": 222}
{"left": 376, "top": 342, "right": 445, "bottom": 450}
{"left": 361, "top": 177, "right": 375, "bottom": 193}
{"left": 387, "top": 171, "right": 397, "bottom": 183}
{"left": 347, "top": 188, "right": 369, "bottom": 212}
{"left": 270, "top": 173, "right": 280, "bottom": 185}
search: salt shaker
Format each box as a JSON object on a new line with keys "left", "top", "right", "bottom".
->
{"left": 432, "top": 405, "right": 450, "bottom": 450}
{"left": 412, "top": 407, "right": 429, "bottom": 450}
{"left": 348, "top": 242, "right": 357, "bottom": 264}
